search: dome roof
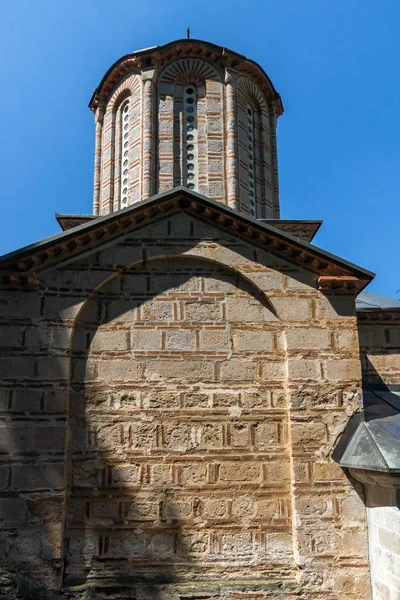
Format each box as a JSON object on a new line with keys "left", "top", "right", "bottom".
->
{"left": 89, "top": 38, "right": 283, "bottom": 115}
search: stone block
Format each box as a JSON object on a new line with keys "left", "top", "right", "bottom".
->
{"left": 98, "top": 245, "right": 142, "bottom": 267}
{"left": 263, "top": 460, "right": 291, "bottom": 483}
{"left": 142, "top": 391, "right": 179, "bottom": 409}
{"left": 163, "top": 423, "right": 194, "bottom": 451}
{"left": 231, "top": 423, "right": 251, "bottom": 446}
{"left": 164, "top": 499, "right": 192, "bottom": 520}
{"left": 272, "top": 297, "right": 311, "bottom": 321}
{"left": 111, "top": 464, "right": 140, "bottom": 486}
{"left": 241, "top": 390, "right": 270, "bottom": 409}
{"left": 50, "top": 327, "right": 72, "bottom": 349}
{"left": 204, "top": 275, "right": 237, "bottom": 293}
{"left": 42, "top": 295, "right": 85, "bottom": 321}
{"left": 151, "top": 464, "right": 173, "bottom": 485}
{"left": 262, "top": 361, "right": 286, "bottom": 382}
{"left": 0, "top": 326, "right": 21, "bottom": 347}
{"left": 0, "top": 389, "right": 10, "bottom": 412}
{"left": 180, "top": 464, "right": 207, "bottom": 486}
{"left": 12, "top": 464, "right": 64, "bottom": 491}
{"left": 184, "top": 300, "right": 221, "bottom": 321}
{"left": 288, "top": 358, "right": 320, "bottom": 380}
{"left": 150, "top": 274, "right": 201, "bottom": 294}
{"left": 286, "top": 328, "right": 330, "bottom": 350}
{"left": 125, "top": 501, "right": 158, "bottom": 520}
{"left": 90, "top": 330, "right": 129, "bottom": 352}
{"left": 234, "top": 330, "right": 273, "bottom": 351}
{"left": 256, "top": 498, "right": 281, "bottom": 521}
{"left": 165, "top": 329, "right": 196, "bottom": 351}
{"left": 313, "top": 460, "right": 344, "bottom": 482}
{"left": 220, "top": 360, "right": 256, "bottom": 381}
{"left": 213, "top": 392, "right": 240, "bottom": 407}
{"left": 35, "top": 426, "right": 65, "bottom": 451}
{"left": 145, "top": 360, "right": 214, "bottom": 381}
{"left": 325, "top": 359, "right": 361, "bottom": 381}
{"left": 0, "top": 292, "right": 40, "bottom": 318}
{"left": 318, "top": 294, "right": 356, "bottom": 319}
{"left": 91, "top": 501, "right": 119, "bottom": 519}
{"left": 141, "top": 300, "right": 174, "bottom": 322}
{"left": 182, "top": 393, "right": 209, "bottom": 408}
{"left": 221, "top": 532, "right": 253, "bottom": 555}
{"left": 203, "top": 498, "right": 227, "bottom": 518}
{"left": 336, "top": 329, "right": 358, "bottom": 351}
{"left": 128, "top": 422, "right": 157, "bottom": 449}
{"left": 11, "top": 389, "right": 42, "bottom": 412}
{"left": 0, "top": 358, "right": 35, "bottom": 379}
{"left": 291, "top": 422, "right": 326, "bottom": 446}
{"left": 254, "top": 422, "right": 279, "bottom": 446}
{"left": 97, "top": 359, "right": 142, "bottom": 380}
{"left": 0, "top": 499, "right": 26, "bottom": 523}
{"left": 122, "top": 274, "right": 148, "bottom": 293}
{"left": 249, "top": 271, "right": 285, "bottom": 292}
{"left": 36, "top": 358, "right": 69, "bottom": 380}
{"left": 132, "top": 329, "right": 162, "bottom": 351}
{"left": 199, "top": 329, "right": 229, "bottom": 351}
{"left": 231, "top": 495, "right": 257, "bottom": 518}
{"left": 219, "top": 462, "right": 260, "bottom": 482}
{"left": 227, "top": 296, "right": 277, "bottom": 322}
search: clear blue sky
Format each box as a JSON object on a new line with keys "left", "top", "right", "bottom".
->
{"left": 0, "top": 1, "right": 399, "bottom": 297}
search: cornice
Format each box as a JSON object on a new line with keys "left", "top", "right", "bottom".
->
{"left": 0, "top": 188, "right": 373, "bottom": 292}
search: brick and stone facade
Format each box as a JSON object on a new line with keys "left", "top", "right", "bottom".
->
{"left": 90, "top": 40, "right": 282, "bottom": 218}
{"left": 0, "top": 37, "right": 397, "bottom": 600}
{"left": 0, "top": 191, "right": 374, "bottom": 599}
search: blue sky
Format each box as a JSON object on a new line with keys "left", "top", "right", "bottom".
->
{"left": 0, "top": 0, "right": 399, "bottom": 297}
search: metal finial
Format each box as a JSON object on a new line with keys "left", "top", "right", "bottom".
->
{"left": 187, "top": 27, "right": 191, "bottom": 39}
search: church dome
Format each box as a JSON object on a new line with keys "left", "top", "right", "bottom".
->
{"left": 90, "top": 39, "right": 283, "bottom": 219}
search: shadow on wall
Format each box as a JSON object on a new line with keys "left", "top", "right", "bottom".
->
{"left": 61, "top": 256, "right": 282, "bottom": 599}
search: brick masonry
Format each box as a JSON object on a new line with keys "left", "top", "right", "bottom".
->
{"left": 94, "top": 43, "right": 281, "bottom": 218}
{"left": 357, "top": 315, "right": 400, "bottom": 600}
{"left": 0, "top": 212, "right": 372, "bottom": 599}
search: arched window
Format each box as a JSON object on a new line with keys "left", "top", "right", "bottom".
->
{"left": 246, "top": 105, "right": 256, "bottom": 216}
{"left": 183, "top": 86, "right": 198, "bottom": 190}
{"left": 120, "top": 101, "right": 130, "bottom": 208}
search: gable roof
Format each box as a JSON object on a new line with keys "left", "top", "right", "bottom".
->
{"left": 0, "top": 187, "right": 374, "bottom": 291}
{"left": 356, "top": 290, "right": 400, "bottom": 312}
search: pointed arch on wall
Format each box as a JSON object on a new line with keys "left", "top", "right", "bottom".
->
{"left": 100, "top": 74, "right": 142, "bottom": 215}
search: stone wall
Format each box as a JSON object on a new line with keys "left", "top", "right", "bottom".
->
{"left": 357, "top": 313, "right": 400, "bottom": 600}
{"left": 358, "top": 313, "right": 400, "bottom": 387}
{"left": 0, "top": 212, "right": 371, "bottom": 598}
{"left": 364, "top": 486, "right": 400, "bottom": 600}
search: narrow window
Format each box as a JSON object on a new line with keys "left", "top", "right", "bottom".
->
{"left": 247, "top": 105, "right": 256, "bottom": 216}
{"left": 183, "top": 86, "right": 197, "bottom": 190}
{"left": 120, "top": 101, "right": 130, "bottom": 208}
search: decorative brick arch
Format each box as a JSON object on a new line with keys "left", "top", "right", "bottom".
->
{"left": 158, "top": 57, "right": 222, "bottom": 85}
{"left": 101, "top": 74, "right": 142, "bottom": 215}
{"left": 236, "top": 76, "right": 274, "bottom": 219}
{"left": 157, "top": 59, "right": 225, "bottom": 201}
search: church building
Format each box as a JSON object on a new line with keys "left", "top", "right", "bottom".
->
{"left": 0, "top": 38, "right": 399, "bottom": 600}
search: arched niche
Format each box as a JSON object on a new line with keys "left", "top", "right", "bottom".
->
{"left": 157, "top": 59, "right": 225, "bottom": 201}
{"left": 100, "top": 74, "right": 142, "bottom": 215}
{"left": 62, "top": 254, "right": 295, "bottom": 591}
{"left": 236, "top": 76, "right": 274, "bottom": 218}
